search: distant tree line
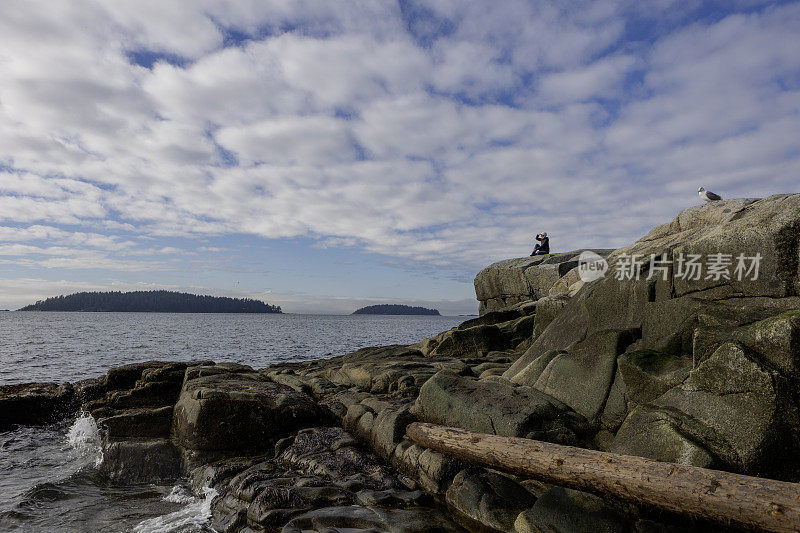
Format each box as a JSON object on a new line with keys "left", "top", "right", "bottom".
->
{"left": 19, "top": 291, "right": 281, "bottom": 313}
{"left": 352, "top": 304, "right": 440, "bottom": 315}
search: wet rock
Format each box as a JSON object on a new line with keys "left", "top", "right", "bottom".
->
{"left": 445, "top": 467, "right": 536, "bottom": 532}
{"left": 355, "top": 488, "right": 431, "bottom": 508}
{"left": 104, "top": 361, "right": 177, "bottom": 391}
{"left": 96, "top": 406, "right": 173, "bottom": 439}
{"left": 84, "top": 360, "right": 209, "bottom": 415}
{"left": 172, "top": 370, "right": 325, "bottom": 461}
{"left": 102, "top": 379, "right": 183, "bottom": 410}
{"left": 73, "top": 377, "right": 106, "bottom": 405}
{"left": 277, "top": 427, "right": 395, "bottom": 489}
{"left": 0, "top": 382, "right": 75, "bottom": 430}
{"left": 247, "top": 483, "right": 353, "bottom": 530}
{"left": 190, "top": 455, "right": 268, "bottom": 494}
{"left": 100, "top": 438, "right": 181, "bottom": 483}
{"left": 515, "top": 487, "right": 628, "bottom": 533}
{"left": 204, "top": 427, "right": 448, "bottom": 533}
{"left": 281, "top": 504, "right": 461, "bottom": 533}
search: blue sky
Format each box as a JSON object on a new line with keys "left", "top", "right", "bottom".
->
{"left": 0, "top": 1, "right": 799, "bottom": 313}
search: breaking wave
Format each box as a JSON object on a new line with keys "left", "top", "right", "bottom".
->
{"left": 133, "top": 486, "right": 218, "bottom": 533}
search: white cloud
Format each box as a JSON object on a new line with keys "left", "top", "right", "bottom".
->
{"left": 0, "top": 0, "right": 798, "bottom": 288}
{"left": 217, "top": 116, "right": 356, "bottom": 165}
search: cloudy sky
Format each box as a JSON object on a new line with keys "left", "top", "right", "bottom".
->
{"left": 0, "top": 1, "right": 798, "bottom": 313}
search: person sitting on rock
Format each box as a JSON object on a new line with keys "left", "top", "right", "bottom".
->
{"left": 530, "top": 232, "right": 549, "bottom": 256}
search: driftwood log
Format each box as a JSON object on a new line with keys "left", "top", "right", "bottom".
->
{"left": 406, "top": 422, "right": 800, "bottom": 532}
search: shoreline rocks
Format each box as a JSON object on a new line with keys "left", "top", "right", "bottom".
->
{"left": 0, "top": 381, "right": 76, "bottom": 431}
{"left": 4, "top": 195, "right": 800, "bottom": 531}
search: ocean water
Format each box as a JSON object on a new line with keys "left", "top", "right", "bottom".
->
{"left": 0, "top": 312, "right": 466, "bottom": 532}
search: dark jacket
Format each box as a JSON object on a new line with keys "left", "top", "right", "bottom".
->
{"left": 535, "top": 235, "right": 550, "bottom": 253}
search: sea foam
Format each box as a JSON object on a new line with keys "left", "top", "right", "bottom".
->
{"left": 133, "top": 487, "right": 218, "bottom": 533}
{"left": 66, "top": 411, "right": 103, "bottom": 467}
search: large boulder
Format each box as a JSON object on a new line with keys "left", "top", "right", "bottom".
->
{"left": 501, "top": 195, "right": 800, "bottom": 451}
{"left": 172, "top": 369, "right": 325, "bottom": 462}
{"left": 412, "top": 371, "right": 588, "bottom": 444}
{"left": 612, "top": 341, "right": 800, "bottom": 477}
{"left": 505, "top": 195, "right": 800, "bottom": 385}
{"left": 693, "top": 309, "right": 800, "bottom": 377}
{"left": 608, "top": 407, "right": 716, "bottom": 468}
{"left": 96, "top": 406, "right": 174, "bottom": 439}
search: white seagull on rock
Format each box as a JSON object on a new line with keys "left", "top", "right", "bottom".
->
{"left": 698, "top": 187, "right": 722, "bottom": 202}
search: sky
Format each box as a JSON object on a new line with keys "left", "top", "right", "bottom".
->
{"left": 0, "top": 1, "right": 799, "bottom": 314}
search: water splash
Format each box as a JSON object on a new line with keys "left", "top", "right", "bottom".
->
{"left": 133, "top": 487, "right": 218, "bottom": 533}
{"left": 67, "top": 412, "right": 103, "bottom": 467}
{"left": 163, "top": 485, "right": 196, "bottom": 505}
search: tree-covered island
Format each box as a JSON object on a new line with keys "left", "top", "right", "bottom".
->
{"left": 351, "top": 304, "right": 440, "bottom": 315}
{"left": 18, "top": 290, "right": 281, "bottom": 313}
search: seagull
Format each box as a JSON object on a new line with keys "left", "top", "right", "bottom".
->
{"left": 698, "top": 187, "right": 722, "bottom": 202}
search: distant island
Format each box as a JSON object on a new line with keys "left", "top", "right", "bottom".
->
{"left": 352, "top": 304, "right": 440, "bottom": 316}
{"left": 19, "top": 290, "right": 281, "bottom": 313}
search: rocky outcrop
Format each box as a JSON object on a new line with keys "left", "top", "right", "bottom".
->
{"left": 474, "top": 250, "right": 612, "bottom": 315}
{"left": 172, "top": 365, "right": 327, "bottom": 467}
{"left": 195, "top": 426, "right": 461, "bottom": 532}
{"left": 0, "top": 381, "right": 75, "bottom": 431}
{"left": 502, "top": 195, "right": 800, "bottom": 477}
{"left": 5, "top": 195, "right": 800, "bottom": 532}
{"left": 88, "top": 361, "right": 205, "bottom": 482}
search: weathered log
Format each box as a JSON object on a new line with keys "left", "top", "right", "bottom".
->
{"left": 406, "top": 422, "right": 800, "bottom": 532}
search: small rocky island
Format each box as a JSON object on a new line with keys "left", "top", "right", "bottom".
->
{"left": 352, "top": 304, "right": 440, "bottom": 315}
{"left": 3, "top": 194, "right": 800, "bottom": 532}
{"left": 18, "top": 290, "right": 281, "bottom": 313}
